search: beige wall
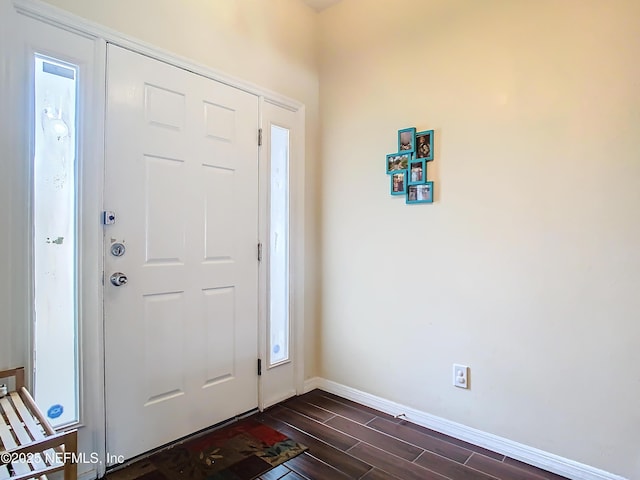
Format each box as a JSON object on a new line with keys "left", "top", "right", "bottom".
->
{"left": 2, "top": 0, "right": 321, "bottom": 378}
{"left": 318, "top": 0, "right": 640, "bottom": 477}
{"left": 0, "top": 0, "right": 28, "bottom": 371}
{"left": 0, "top": 0, "right": 15, "bottom": 370}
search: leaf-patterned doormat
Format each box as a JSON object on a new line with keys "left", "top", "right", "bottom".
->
{"left": 107, "top": 418, "right": 307, "bottom": 480}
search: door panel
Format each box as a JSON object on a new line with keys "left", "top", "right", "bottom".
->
{"left": 104, "top": 45, "right": 259, "bottom": 461}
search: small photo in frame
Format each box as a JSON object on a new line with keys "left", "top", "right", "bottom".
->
{"left": 406, "top": 181, "right": 434, "bottom": 204}
{"left": 390, "top": 170, "right": 407, "bottom": 195}
{"left": 407, "top": 159, "right": 426, "bottom": 185}
{"left": 386, "top": 152, "right": 411, "bottom": 173}
{"left": 415, "top": 129, "right": 434, "bottom": 161}
{"left": 398, "top": 127, "right": 416, "bottom": 154}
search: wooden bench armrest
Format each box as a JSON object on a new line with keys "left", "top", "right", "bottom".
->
{"left": 17, "top": 388, "right": 55, "bottom": 437}
{"left": 0, "top": 368, "right": 25, "bottom": 390}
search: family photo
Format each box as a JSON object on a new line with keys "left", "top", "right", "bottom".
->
{"left": 386, "top": 152, "right": 410, "bottom": 173}
{"left": 398, "top": 127, "right": 416, "bottom": 153}
{"left": 386, "top": 127, "right": 435, "bottom": 204}
{"left": 391, "top": 171, "right": 406, "bottom": 195}
{"left": 408, "top": 159, "right": 425, "bottom": 185}
{"left": 407, "top": 182, "right": 433, "bottom": 204}
{"left": 416, "top": 130, "right": 433, "bottom": 160}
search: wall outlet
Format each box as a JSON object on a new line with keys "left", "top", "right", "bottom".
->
{"left": 453, "top": 364, "right": 469, "bottom": 389}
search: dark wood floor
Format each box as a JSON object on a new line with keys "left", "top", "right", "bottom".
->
{"left": 254, "top": 389, "right": 569, "bottom": 480}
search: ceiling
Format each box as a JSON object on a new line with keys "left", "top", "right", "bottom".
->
{"left": 301, "top": 0, "right": 343, "bottom": 12}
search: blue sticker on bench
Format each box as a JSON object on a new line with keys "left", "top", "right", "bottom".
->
{"left": 47, "top": 404, "right": 64, "bottom": 419}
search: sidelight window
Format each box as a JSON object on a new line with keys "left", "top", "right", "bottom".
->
{"left": 268, "top": 125, "right": 290, "bottom": 367}
{"left": 33, "top": 54, "right": 79, "bottom": 427}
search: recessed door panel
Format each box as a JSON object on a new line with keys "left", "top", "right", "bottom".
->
{"left": 145, "top": 83, "right": 185, "bottom": 130}
{"left": 203, "top": 287, "right": 235, "bottom": 386}
{"left": 204, "top": 166, "right": 235, "bottom": 262}
{"left": 143, "top": 291, "right": 186, "bottom": 405}
{"left": 204, "top": 101, "right": 235, "bottom": 142}
{"left": 144, "top": 155, "right": 186, "bottom": 264}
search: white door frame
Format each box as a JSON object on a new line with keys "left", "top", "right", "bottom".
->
{"left": 258, "top": 100, "right": 306, "bottom": 409}
{"left": 10, "top": 0, "right": 306, "bottom": 478}
{"left": 4, "top": 5, "right": 107, "bottom": 480}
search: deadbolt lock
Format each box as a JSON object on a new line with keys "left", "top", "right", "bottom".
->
{"left": 110, "top": 242, "right": 126, "bottom": 257}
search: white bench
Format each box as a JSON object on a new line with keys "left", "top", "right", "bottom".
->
{"left": 0, "top": 368, "right": 77, "bottom": 480}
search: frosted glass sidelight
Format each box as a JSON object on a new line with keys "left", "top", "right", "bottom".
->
{"left": 33, "top": 55, "right": 79, "bottom": 427}
{"left": 269, "top": 125, "right": 290, "bottom": 366}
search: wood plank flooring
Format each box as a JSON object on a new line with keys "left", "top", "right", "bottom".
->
{"left": 254, "top": 389, "right": 569, "bottom": 480}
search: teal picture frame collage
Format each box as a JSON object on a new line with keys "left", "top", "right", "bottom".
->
{"left": 387, "top": 127, "right": 434, "bottom": 204}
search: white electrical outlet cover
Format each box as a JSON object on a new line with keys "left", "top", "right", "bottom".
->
{"left": 453, "top": 364, "right": 469, "bottom": 389}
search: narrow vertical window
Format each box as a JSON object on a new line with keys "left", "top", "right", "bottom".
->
{"left": 33, "top": 55, "right": 79, "bottom": 427}
{"left": 268, "top": 125, "right": 290, "bottom": 366}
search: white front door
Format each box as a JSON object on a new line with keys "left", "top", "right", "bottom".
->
{"left": 104, "top": 45, "right": 260, "bottom": 461}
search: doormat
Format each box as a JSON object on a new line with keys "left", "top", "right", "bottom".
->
{"left": 108, "top": 418, "right": 307, "bottom": 480}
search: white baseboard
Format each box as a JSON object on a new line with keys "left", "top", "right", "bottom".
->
{"left": 264, "top": 389, "right": 298, "bottom": 410}
{"left": 303, "top": 376, "right": 323, "bottom": 393}
{"left": 79, "top": 468, "right": 97, "bottom": 480}
{"left": 303, "top": 377, "right": 626, "bottom": 480}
